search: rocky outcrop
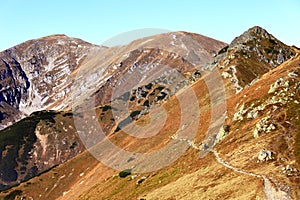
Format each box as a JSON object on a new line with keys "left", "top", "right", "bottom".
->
{"left": 203, "top": 26, "right": 295, "bottom": 93}
{"left": 253, "top": 116, "right": 276, "bottom": 138}
{"left": 268, "top": 78, "right": 289, "bottom": 94}
{"left": 214, "top": 125, "right": 230, "bottom": 144}
{"left": 233, "top": 104, "right": 246, "bottom": 121}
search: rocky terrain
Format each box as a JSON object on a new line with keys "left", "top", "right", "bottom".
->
{"left": 0, "top": 35, "right": 104, "bottom": 129}
{"left": 0, "top": 31, "right": 225, "bottom": 191}
{"left": 1, "top": 26, "right": 300, "bottom": 200}
{"left": 203, "top": 26, "right": 295, "bottom": 94}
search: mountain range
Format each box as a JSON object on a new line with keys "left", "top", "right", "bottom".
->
{"left": 0, "top": 26, "right": 299, "bottom": 200}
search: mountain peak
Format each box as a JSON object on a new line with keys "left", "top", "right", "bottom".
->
{"left": 38, "top": 34, "right": 68, "bottom": 40}
{"left": 247, "top": 25, "right": 268, "bottom": 34}
{"left": 229, "top": 26, "right": 278, "bottom": 49}
{"left": 203, "top": 26, "right": 296, "bottom": 93}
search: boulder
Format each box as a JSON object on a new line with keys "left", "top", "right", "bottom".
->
{"left": 247, "top": 110, "right": 258, "bottom": 119}
{"left": 257, "top": 149, "right": 274, "bottom": 162}
{"left": 136, "top": 176, "right": 147, "bottom": 185}
{"left": 215, "top": 125, "right": 230, "bottom": 144}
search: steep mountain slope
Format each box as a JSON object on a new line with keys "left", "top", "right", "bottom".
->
{"left": 2, "top": 26, "right": 299, "bottom": 200}
{"left": 0, "top": 31, "right": 226, "bottom": 191}
{"left": 0, "top": 32, "right": 226, "bottom": 130}
{"left": 0, "top": 110, "right": 85, "bottom": 190}
{"left": 0, "top": 35, "right": 104, "bottom": 129}
{"left": 68, "top": 31, "right": 226, "bottom": 110}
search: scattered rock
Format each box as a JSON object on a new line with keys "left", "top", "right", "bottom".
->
{"left": 233, "top": 104, "right": 247, "bottom": 121}
{"left": 247, "top": 110, "right": 258, "bottom": 119}
{"left": 282, "top": 165, "right": 299, "bottom": 176}
{"left": 253, "top": 116, "right": 276, "bottom": 138}
{"left": 268, "top": 78, "right": 289, "bottom": 94}
{"left": 266, "top": 123, "right": 276, "bottom": 132}
{"left": 222, "top": 71, "right": 232, "bottom": 79}
{"left": 136, "top": 176, "right": 147, "bottom": 185}
{"left": 215, "top": 125, "right": 230, "bottom": 144}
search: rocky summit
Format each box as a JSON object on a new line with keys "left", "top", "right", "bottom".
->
{"left": 0, "top": 26, "right": 300, "bottom": 200}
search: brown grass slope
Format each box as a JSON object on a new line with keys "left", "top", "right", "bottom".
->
{"left": 3, "top": 51, "right": 300, "bottom": 200}
{"left": 1, "top": 27, "right": 300, "bottom": 200}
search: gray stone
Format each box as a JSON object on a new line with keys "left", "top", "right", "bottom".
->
{"left": 257, "top": 149, "right": 274, "bottom": 162}
{"left": 247, "top": 110, "right": 258, "bottom": 119}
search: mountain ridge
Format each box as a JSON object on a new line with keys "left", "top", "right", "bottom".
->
{"left": 1, "top": 26, "right": 300, "bottom": 199}
{"left": 0, "top": 30, "right": 226, "bottom": 190}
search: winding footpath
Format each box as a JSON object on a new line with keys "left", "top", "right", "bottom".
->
{"left": 171, "top": 136, "right": 292, "bottom": 200}
{"left": 211, "top": 149, "right": 291, "bottom": 200}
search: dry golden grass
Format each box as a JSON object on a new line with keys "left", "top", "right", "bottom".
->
{"left": 2, "top": 50, "right": 300, "bottom": 200}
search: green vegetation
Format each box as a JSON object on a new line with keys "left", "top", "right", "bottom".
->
{"left": 119, "top": 169, "right": 132, "bottom": 178}
{"left": 0, "top": 111, "right": 56, "bottom": 186}
{"left": 4, "top": 190, "right": 22, "bottom": 200}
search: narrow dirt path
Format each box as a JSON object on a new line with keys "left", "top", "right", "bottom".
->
{"left": 171, "top": 135, "right": 292, "bottom": 200}
{"left": 210, "top": 149, "right": 291, "bottom": 200}
{"left": 262, "top": 176, "right": 291, "bottom": 200}
{"left": 211, "top": 149, "right": 260, "bottom": 178}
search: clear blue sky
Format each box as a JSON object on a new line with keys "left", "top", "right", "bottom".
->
{"left": 1, "top": 0, "right": 300, "bottom": 51}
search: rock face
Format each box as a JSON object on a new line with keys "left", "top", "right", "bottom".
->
{"left": 0, "top": 35, "right": 104, "bottom": 129}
